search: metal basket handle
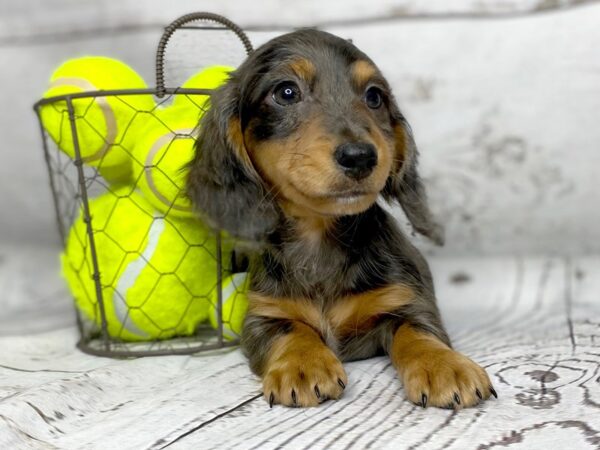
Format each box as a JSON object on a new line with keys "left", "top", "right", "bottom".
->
{"left": 155, "top": 12, "right": 253, "bottom": 98}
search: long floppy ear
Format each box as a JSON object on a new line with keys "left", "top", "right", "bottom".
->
{"left": 187, "top": 75, "right": 280, "bottom": 242}
{"left": 382, "top": 100, "right": 445, "bottom": 246}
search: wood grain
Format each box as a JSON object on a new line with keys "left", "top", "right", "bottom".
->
{"left": 0, "top": 244, "right": 72, "bottom": 336}
{"left": 2, "top": 0, "right": 598, "bottom": 43}
{"left": 163, "top": 257, "right": 600, "bottom": 449}
{"left": 1, "top": 256, "right": 598, "bottom": 449}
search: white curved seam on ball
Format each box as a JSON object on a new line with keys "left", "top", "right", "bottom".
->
{"left": 220, "top": 272, "right": 248, "bottom": 339}
{"left": 113, "top": 217, "right": 166, "bottom": 337}
{"left": 145, "top": 128, "right": 195, "bottom": 213}
{"left": 49, "top": 77, "right": 118, "bottom": 163}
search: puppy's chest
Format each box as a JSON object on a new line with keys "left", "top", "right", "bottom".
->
{"left": 274, "top": 239, "right": 361, "bottom": 299}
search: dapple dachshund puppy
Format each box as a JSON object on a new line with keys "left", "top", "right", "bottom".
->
{"left": 188, "top": 29, "right": 496, "bottom": 409}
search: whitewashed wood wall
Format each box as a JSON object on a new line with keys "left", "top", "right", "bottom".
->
{"left": 1, "top": 0, "right": 599, "bottom": 255}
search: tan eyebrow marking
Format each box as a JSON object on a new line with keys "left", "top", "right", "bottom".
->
{"left": 288, "top": 58, "right": 316, "bottom": 82}
{"left": 351, "top": 60, "right": 378, "bottom": 89}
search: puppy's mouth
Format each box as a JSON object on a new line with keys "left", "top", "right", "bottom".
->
{"left": 324, "top": 191, "right": 372, "bottom": 204}
{"left": 312, "top": 189, "right": 380, "bottom": 212}
{"left": 282, "top": 178, "right": 379, "bottom": 217}
{"left": 303, "top": 187, "right": 370, "bottom": 200}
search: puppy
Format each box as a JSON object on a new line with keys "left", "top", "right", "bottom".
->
{"left": 188, "top": 29, "right": 496, "bottom": 409}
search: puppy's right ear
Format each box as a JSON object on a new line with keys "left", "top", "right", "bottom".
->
{"left": 187, "top": 76, "right": 280, "bottom": 242}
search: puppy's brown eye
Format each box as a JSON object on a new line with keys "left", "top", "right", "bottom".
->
{"left": 273, "top": 81, "right": 301, "bottom": 106}
{"left": 365, "top": 86, "right": 383, "bottom": 109}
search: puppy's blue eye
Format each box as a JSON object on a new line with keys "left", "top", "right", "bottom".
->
{"left": 273, "top": 82, "right": 301, "bottom": 106}
{"left": 365, "top": 86, "right": 383, "bottom": 109}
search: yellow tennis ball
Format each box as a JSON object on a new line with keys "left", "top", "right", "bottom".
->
{"left": 40, "top": 56, "right": 155, "bottom": 182}
{"left": 173, "top": 65, "right": 234, "bottom": 111}
{"left": 209, "top": 272, "right": 250, "bottom": 340}
{"left": 132, "top": 106, "right": 201, "bottom": 218}
{"left": 131, "top": 67, "right": 233, "bottom": 216}
{"left": 62, "top": 186, "right": 230, "bottom": 341}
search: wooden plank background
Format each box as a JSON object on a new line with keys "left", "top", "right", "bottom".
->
{"left": 2, "top": 0, "right": 597, "bottom": 42}
{"left": 1, "top": 0, "right": 599, "bottom": 254}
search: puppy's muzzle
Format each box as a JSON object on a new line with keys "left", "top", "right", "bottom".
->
{"left": 334, "top": 142, "right": 378, "bottom": 180}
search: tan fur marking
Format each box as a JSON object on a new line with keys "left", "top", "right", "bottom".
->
{"left": 367, "top": 115, "right": 395, "bottom": 183}
{"left": 351, "top": 60, "right": 378, "bottom": 89}
{"left": 263, "top": 322, "right": 347, "bottom": 407}
{"left": 228, "top": 117, "right": 256, "bottom": 175}
{"left": 247, "top": 114, "right": 385, "bottom": 219}
{"left": 267, "top": 322, "right": 326, "bottom": 367}
{"left": 329, "top": 284, "right": 414, "bottom": 335}
{"left": 392, "top": 324, "right": 493, "bottom": 409}
{"left": 293, "top": 213, "right": 336, "bottom": 244}
{"left": 288, "top": 58, "right": 316, "bottom": 82}
{"left": 248, "top": 115, "right": 337, "bottom": 201}
{"left": 248, "top": 293, "right": 322, "bottom": 332}
{"left": 250, "top": 285, "right": 414, "bottom": 340}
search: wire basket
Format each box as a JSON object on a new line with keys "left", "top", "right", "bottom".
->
{"left": 32, "top": 13, "right": 253, "bottom": 358}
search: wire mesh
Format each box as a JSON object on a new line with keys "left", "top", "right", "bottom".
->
{"left": 32, "top": 13, "right": 252, "bottom": 358}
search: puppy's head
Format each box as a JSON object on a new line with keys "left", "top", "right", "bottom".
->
{"left": 188, "top": 29, "right": 443, "bottom": 245}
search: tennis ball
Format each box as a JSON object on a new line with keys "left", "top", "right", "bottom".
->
{"left": 40, "top": 56, "right": 155, "bottom": 182}
{"left": 130, "top": 67, "right": 233, "bottom": 216}
{"left": 209, "top": 272, "right": 250, "bottom": 340}
{"left": 131, "top": 106, "right": 201, "bottom": 218}
{"left": 62, "top": 186, "right": 229, "bottom": 341}
{"left": 173, "top": 65, "right": 234, "bottom": 111}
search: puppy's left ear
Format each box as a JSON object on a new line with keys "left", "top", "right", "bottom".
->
{"left": 382, "top": 100, "right": 445, "bottom": 246}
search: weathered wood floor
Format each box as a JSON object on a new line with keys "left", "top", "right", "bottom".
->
{"left": 1, "top": 246, "right": 598, "bottom": 449}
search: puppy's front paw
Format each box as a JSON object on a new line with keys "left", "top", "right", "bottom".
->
{"left": 400, "top": 348, "right": 496, "bottom": 409}
{"left": 263, "top": 345, "right": 347, "bottom": 408}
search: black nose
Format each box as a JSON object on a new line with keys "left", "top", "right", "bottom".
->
{"left": 334, "top": 143, "right": 378, "bottom": 180}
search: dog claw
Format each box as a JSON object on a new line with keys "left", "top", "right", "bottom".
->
{"left": 421, "top": 393, "right": 428, "bottom": 408}
{"left": 314, "top": 385, "right": 321, "bottom": 399}
{"left": 338, "top": 379, "right": 346, "bottom": 390}
{"left": 291, "top": 389, "right": 297, "bottom": 405}
{"left": 454, "top": 393, "right": 461, "bottom": 405}
{"left": 490, "top": 386, "right": 498, "bottom": 398}
{"left": 269, "top": 392, "right": 274, "bottom": 408}
{"left": 476, "top": 389, "right": 483, "bottom": 400}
